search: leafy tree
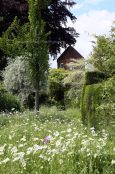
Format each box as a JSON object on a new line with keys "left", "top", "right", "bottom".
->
{"left": 3, "top": 57, "right": 48, "bottom": 108}
{"left": 3, "top": 57, "right": 33, "bottom": 105}
{"left": 90, "top": 24, "right": 115, "bottom": 76}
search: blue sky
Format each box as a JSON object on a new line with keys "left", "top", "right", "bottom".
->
{"left": 50, "top": 0, "right": 115, "bottom": 68}
{"left": 73, "top": 0, "right": 115, "bottom": 15}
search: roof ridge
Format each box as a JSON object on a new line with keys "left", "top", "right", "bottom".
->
{"left": 57, "top": 46, "right": 83, "bottom": 61}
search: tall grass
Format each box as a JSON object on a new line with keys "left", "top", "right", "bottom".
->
{"left": 0, "top": 107, "right": 114, "bottom": 174}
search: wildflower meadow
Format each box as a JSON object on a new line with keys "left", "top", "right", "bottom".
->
{"left": 0, "top": 107, "right": 114, "bottom": 174}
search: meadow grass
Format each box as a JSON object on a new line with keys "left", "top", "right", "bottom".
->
{"left": 0, "top": 106, "right": 114, "bottom": 174}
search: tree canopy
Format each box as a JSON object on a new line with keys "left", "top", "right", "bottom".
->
{"left": 0, "top": 0, "right": 78, "bottom": 56}
{"left": 90, "top": 24, "right": 115, "bottom": 76}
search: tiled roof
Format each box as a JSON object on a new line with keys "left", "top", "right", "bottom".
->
{"left": 57, "top": 46, "right": 84, "bottom": 62}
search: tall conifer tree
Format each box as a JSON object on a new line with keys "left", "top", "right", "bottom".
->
{"left": 27, "top": 0, "right": 49, "bottom": 112}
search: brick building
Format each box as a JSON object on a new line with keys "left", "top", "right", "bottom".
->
{"left": 57, "top": 46, "right": 84, "bottom": 70}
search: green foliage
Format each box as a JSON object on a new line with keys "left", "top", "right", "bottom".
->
{"left": 49, "top": 60, "right": 85, "bottom": 108}
{"left": 63, "top": 71, "right": 85, "bottom": 107}
{"left": 26, "top": 0, "right": 50, "bottom": 111}
{"left": 95, "top": 76, "right": 115, "bottom": 127}
{"left": 63, "top": 60, "right": 85, "bottom": 107}
{"left": 85, "top": 71, "right": 106, "bottom": 85}
{"left": 49, "top": 68, "right": 69, "bottom": 83}
{"left": 0, "top": 84, "right": 20, "bottom": 112}
{"left": 81, "top": 77, "right": 115, "bottom": 129}
{"left": 0, "top": 17, "right": 28, "bottom": 58}
{"left": 90, "top": 25, "right": 115, "bottom": 76}
{"left": 27, "top": 0, "right": 49, "bottom": 89}
{"left": 48, "top": 68, "right": 69, "bottom": 107}
{"left": 81, "top": 84, "right": 101, "bottom": 128}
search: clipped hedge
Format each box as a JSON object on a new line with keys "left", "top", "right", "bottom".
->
{"left": 85, "top": 71, "right": 106, "bottom": 85}
{"left": 0, "top": 84, "right": 21, "bottom": 112}
{"left": 81, "top": 84, "right": 101, "bottom": 128}
{"left": 81, "top": 76, "right": 115, "bottom": 129}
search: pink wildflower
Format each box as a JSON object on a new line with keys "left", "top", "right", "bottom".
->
{"left": 43, "top": 135, "right": 51, "bottom": 144}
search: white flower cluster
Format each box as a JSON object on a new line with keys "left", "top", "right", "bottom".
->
{"left": 0, "top": 111, "right": 113, "bottom": 174}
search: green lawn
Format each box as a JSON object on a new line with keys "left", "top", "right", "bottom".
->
{"left": 0, "top": 106, "right": 114, "bottom": 174}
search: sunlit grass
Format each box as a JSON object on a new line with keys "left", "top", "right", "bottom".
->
{"left": 0, "top": 106, "right": 114, "bottom": 174}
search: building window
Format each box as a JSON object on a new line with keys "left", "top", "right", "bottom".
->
{"left": 69, "top": 66, "right": 75, "bottom": 70}
{"left": 60, "top": 63, "right": 64, "bottom": 68}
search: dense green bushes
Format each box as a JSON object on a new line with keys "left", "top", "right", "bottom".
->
{"left": 48, "top": 68, "right": 69, "bottom": 107}
{"left": 48, "top": 68, "right": 85, "bottom": 108}
{"left": 0, "top": 84, "right": 20, "bottom": 112}
{"left": 85, "top": 71, "right": 106, "bottom": 85}
{"left": 64, "top": 70, "right": 85, "bottom": 107}
{"left": 81, "top": 76, "right": 115, "bottom": 129}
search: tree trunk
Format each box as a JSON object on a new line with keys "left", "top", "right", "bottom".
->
{"left": 35, "top": 89, "right": 39, "bottom": 113}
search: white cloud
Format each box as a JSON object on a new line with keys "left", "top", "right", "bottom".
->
{"left": 72, "top": 10, "right": 115, "bottom": 58}
{"left": 77, "top": 10, "right": 114, "bottom": 34}
{"left": 72, "top": 3, "right": 83, "bottom": 10}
